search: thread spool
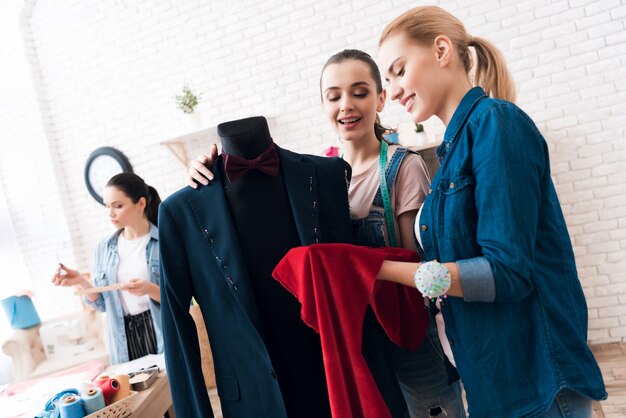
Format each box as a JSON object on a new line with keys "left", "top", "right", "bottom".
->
{"left": 77, "top": 381, "right": 90, "bottom": 395}
{"left": 58, "top": 395, "right": 85, "bottom": 418}
{"left": 82, "top": 387, "right": 106, "bottom": 414}
{"left": 93, "top": 376, "right": 120, "bottom": 405}
{"left": 111, "top": 374, "right": 130, "bottom": 403}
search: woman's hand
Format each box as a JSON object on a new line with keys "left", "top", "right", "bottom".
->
{"left": 187, "top": 144, "right": 218, "bottom": 188}
{"left": 52, "top": 263, "right": 89, "bottom": 288}
{"left": 123, "top": 279, "right": 161, "bottom": 303}
{"left": 123, "top": 279, "right": 151, "bottom": 296}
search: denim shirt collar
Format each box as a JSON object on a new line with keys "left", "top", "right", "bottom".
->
{"left": 437, "top": 87, "right": 487, "bottom": 160}
{"left": 105, "top": 222, "right": 158, "bottom": 248}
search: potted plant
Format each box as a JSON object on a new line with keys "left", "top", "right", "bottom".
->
{"left": 176, "top": 85, "right": 203, "bottom": 130}
{"left": 414, "top": 123, "right": 428, "bottom": 146}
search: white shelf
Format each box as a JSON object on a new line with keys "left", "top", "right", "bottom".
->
{"left": 160, "top": 117, "right": 275, "bottom": 169}
{"left": 410, "top": 141, "right": 441, "bottom": 152}
{"left": 160, "top": 126, "right": 218, "bottom": 146}
{"left": 160, "top": 126, "right": 219, "bottom": 169}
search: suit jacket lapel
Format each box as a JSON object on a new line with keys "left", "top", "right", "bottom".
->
{"left": 187, "top": 157, "right": 263, "bottom": 333}
{"left": 278, "top": 146, "right": 320, "bottom": 246}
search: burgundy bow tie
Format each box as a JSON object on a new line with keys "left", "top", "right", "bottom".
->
{"left": 222, "top": 143, "right": 280, "bottom": 183}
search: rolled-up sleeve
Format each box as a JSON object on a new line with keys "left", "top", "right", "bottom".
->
{"left": 457, "top": 256, "right": 495, "bottom": 302}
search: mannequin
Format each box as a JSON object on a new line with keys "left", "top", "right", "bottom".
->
{"left": 218, "top": 117, "right": 331, "bottom": 417}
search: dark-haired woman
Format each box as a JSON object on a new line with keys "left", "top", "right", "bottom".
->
{"left": 52, "top": 172, "right": 163, "bottom": 364}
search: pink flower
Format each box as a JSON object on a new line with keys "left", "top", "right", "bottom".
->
{"left": 323, "top": 146, "right": 340, "bottom": 157}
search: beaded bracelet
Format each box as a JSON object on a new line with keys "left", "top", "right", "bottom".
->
{"left": 413, "top": 261, "right": 451, "bottom": 299}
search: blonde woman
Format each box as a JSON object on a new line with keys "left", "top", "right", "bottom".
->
{"left": 375, "top": 6, "right": 606, "bottom": 418}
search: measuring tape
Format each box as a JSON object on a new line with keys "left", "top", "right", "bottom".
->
{"left": 379, "top": 141, "right": 398, "bottom": 247}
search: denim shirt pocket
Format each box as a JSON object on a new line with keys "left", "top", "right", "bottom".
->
{"left": 438, "top": 173, "right": 477, "bottom": 239}
{"left": 149, "top": 259, "right": 161, "bottom": 285}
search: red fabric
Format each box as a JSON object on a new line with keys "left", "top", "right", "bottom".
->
{"left": 272, "top": 243, "right": 428, "bottom": 418}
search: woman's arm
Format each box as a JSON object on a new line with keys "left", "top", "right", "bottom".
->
{"left": 377, "top": 260, "right": 464, "bottom": 298}
{"left": 52, "top": 264, "right": 100, "bottom": 302}
{"left": 397, "top": 210, "right": 418, "bottom": 251}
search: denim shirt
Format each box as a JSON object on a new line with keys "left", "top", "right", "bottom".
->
{"left": 418, "top": 87, "right": 606, "bottom": 417}
{"left": 84, "top": 223, "right": 163, "bottom": 364}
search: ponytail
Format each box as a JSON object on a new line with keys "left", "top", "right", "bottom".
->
{"left": 374, "top": 115, "right": 392, "bottom": 144}
{"left": 145, "top": 185, "right": 161, "bottom": 227}
{"left": 470, "top": 36, "right": 516, "bottom": 102}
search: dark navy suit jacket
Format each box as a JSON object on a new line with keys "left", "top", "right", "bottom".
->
{"left": 159, "top": 147, "right": 354, "bottom": 417}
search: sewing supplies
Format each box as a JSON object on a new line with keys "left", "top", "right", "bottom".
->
{"left": 81, "top": 387, "right": 106, "bottom": 414}
{"left": 73, "top": 283, "right": 125, "bottom": 295}
{"left": 77, "top": 381, "right": 90, "bottom": 395}
{"left": 378, "top": 140, "right": 398, "bottom": 247}
{"left": 58, "top": 395, "right": 85, "bottom": 418}
{"left": 128, "top": 367, "right": 158, "bottom": 391}
{"left": 93, "top": 375, "right": 120, "bottom": 404}
{"left": 110, "top": 374, "right": 130, "bottom": 402}
{"left": 39, "top": 317, "right": 96, "bottom": 360}
{"left": 39, "top": 388, "right": 80, "bottom": 418}
{"left": 413, "top": 261, "right": 452, "bottom": 299}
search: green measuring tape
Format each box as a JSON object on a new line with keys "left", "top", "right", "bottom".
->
{"left": 379, "top": 141, "right": 398, "bottom": 247}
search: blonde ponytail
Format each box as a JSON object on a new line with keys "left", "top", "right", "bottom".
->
{"left": 470, "top": 36, "right": 516, "bottom": 102}
{"left": 380, "top": 6, "right": 516, "bottom": 102}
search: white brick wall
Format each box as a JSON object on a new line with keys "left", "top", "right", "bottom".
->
{"left": 0, "top": 0, "right": 624, "bottom": 343}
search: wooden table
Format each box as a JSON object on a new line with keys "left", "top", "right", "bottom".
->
{"left": 129, "top": 370, "right": 176, "bottom": 417}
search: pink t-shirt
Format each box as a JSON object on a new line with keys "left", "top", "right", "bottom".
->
{"left": 349, "top": 145, "right": 431, "bottom": 246}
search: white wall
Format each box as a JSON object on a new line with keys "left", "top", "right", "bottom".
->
{"left": 0, "top": 0, "right": 624, "bottom": 343}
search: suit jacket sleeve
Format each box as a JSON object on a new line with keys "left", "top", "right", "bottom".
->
{"left": 159, "top": 202, "right": 215, "bottom": 417}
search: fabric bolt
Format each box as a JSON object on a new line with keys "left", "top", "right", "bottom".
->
{"left": 272, "top": 243, "right": 428, "bottom": 418}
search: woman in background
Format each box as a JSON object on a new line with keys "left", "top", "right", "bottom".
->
{"left": 52, "top": 172, "right": 163, "bottom": 364}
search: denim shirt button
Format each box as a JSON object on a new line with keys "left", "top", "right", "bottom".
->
{"left": 446, "top": 142, "right": 450, "bottom": 148}
{"left": 421, "top": 224, "right": 428, "bottom": 231}
{"left": 428, "top": 188, "right": 432, "bottom": 194}
{"left": 449, "top": 182, "right": 455, "bottom": 189}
